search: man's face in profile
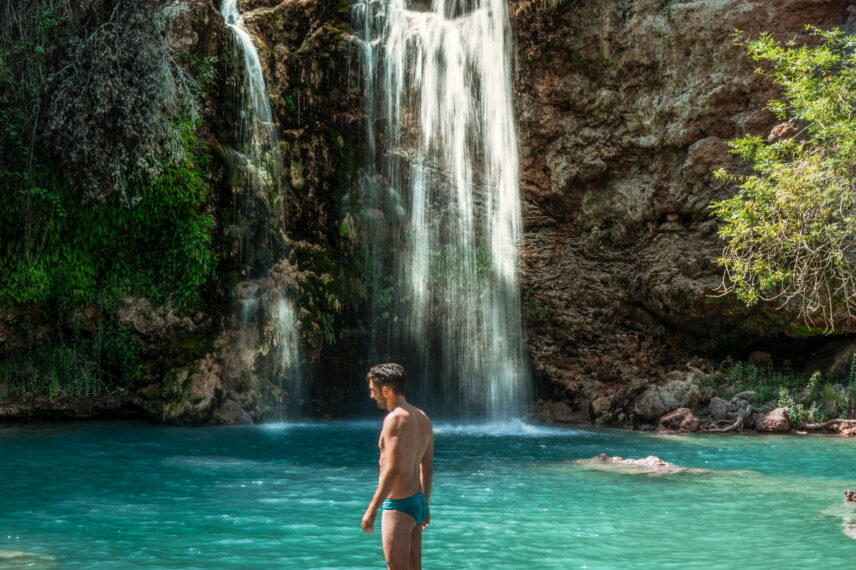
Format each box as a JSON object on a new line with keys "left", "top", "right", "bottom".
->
{"left": 369, "top": 380, "right": 387, "bottom": 409}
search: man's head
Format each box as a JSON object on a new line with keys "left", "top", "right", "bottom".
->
{"left": 366, "top": 363, "right": 406, "bottom": 409}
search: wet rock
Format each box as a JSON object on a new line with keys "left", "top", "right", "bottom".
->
{"left": 656, "top": 407, "right": 700, "bottom": 433}
{"left": 755, "top": 407, "right": 791, "bottom": 433}
{"left": 535, "top": 400, "right": 588, "bottom": 424}
{"left": 576, "top": 453, "right": 694, "bottom": 475}
{"left": 220, "top": 399, "right": 253, "bottom": 425}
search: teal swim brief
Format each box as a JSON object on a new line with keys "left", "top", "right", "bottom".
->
{"left": 382, "top": 491, "right": 428, "bottom": 525}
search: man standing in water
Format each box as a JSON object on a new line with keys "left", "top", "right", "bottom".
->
{"left": 361, "top": 363, "right": 434, "bottom": 570}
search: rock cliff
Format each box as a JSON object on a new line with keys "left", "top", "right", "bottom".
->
{"left": 510, "top": 0, "right": 854, "bottom": 423}
{"left": 3, "top": 0, "right": 854, "bottom": 424}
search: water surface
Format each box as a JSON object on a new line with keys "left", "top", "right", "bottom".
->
{"left": 2, "top": 420, "right": 855, "bottom": 568}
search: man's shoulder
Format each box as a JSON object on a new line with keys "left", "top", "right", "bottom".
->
{"left": 382, "top": 408, "right": 409, "bottom": 430}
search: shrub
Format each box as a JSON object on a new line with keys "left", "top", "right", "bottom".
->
{"left": 713, "top": 28, "right": 856, "bottom": 329}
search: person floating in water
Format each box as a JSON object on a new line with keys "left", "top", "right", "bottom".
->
{"left": 361, "top": 363, "right": 434, "bottom": 570}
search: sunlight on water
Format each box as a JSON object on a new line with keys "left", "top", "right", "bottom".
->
{"left": 2, "top": 422, "right": 856, "bottom": 569}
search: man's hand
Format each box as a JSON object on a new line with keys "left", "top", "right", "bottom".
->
{"left": 418, "top": 511, "right": 430, "bottom": 531}
{"left": 361, "top": 508, "right": 377, "bottom": 534}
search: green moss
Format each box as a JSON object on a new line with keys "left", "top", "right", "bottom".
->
{"left": 786, "top": 324, "right": 828, "bottom": 338}
{"left": 1, "top": 121, "right": 216, "bottom": 312}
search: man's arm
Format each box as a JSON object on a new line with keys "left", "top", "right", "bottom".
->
{"left": 362, "top": 414, "right": 407, "bottom": 534}
{"left": 418, "top": 431, "right": 434, "bottom": 530}
{"left": 420, "top": 433, "right": 434, "bottom": 502}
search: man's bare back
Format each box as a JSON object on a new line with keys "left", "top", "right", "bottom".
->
{"left": 379, "top": 403, "right": 432, "bottom": 499}
{"left": 361, "top": 364, "right": 434, "bottom": 570}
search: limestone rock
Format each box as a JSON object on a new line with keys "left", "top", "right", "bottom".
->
{"left": 734, "top": 391, "right": 756, "bottom": 404}
{"left": 657, "top": 407, "right": 700, "bottom": 433}
{"left": 219, "top": 399, "right": 253, "bottom": 425}
{"left": 514, "top": 0, "right": 853, "bottom": 421}
{"left": 591, "top": 395, "right": 612, "bottom": 417}
{"left": 756, "top": 407, "right": 791, "bottom": 433}
{"left": 633, "top": 377, "right": 700, "bottom": 422}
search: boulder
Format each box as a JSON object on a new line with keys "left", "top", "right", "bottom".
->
{"left": 728, "top": 397, "right": 751, "bottom": 415}
{"left": 591, "top": 395, "right": 612, "bottom": 417}
{"left": 633, "top": 376, "right": 700, "bottom": 422}
{"left": 708, "top": 396, "right": 729, "bottom": 420}
{"left": 734, "top": 390, "right": 756, "bottom": 404}
{"left": 748, "top": 351, "right": 773, "bottom": 369}
{"left": 657, "top": 407, "right": 700, "bottom": 433}
{"left": 755, "top": 407, "right": 791, "bottom": 433}
{"left": 219, "top": 399, "right": 253, "bottom": 425}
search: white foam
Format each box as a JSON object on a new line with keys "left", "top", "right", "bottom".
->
{"left": 433, "top": 419, "right": 588, "bottom": 437}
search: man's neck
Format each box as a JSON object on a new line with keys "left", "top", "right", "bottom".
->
{"left": 385, "top": 393, "right": 406, "bottom": 412}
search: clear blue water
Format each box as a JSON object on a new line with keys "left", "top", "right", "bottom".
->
{"left": 2, "top": 420, "right": 856, "bottom": 569}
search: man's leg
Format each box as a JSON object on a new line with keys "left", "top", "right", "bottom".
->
{"left": 409, "top": 524, "right": 423, "bottom": 570}
{"left": 381, "top": 509, "right": 416, "bottom": 570}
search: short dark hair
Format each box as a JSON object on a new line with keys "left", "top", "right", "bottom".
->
{"left": 366, "top": 363, "right": 406, "bottom": 395}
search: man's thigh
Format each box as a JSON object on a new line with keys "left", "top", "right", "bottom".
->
{"left": 381, "top": 509, "right": 417, "bottom": 570}
{"left": 409, "top": 524, "right": 423, "bottom": 570}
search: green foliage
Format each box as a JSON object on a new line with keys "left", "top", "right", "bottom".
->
{"left": 0, "top": 323, "right": 142, "bottom": 400}
{"left": 705, "top": 359, "right": 856, "bottom": 424}
{"left": 776, "top": 387, "right": 811, "bottom": 426}
{"left": 702, "top": 361, "right": 803, "bottom": 404}
{"left": 712, "top": 28, "right": 856, "bottom": 329}
{"left": 0, "top": 125, "right": 217, "bottom": 310}
{"left": 0, "top": 2, "right": 217, "bottom": 313}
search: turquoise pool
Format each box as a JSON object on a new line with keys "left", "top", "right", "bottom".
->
{"left": 2, "top": 420, "right": 855, "bottom": 568}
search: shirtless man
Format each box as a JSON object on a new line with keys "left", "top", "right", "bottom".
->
{"left": 361, "top": 363, "right": 434, "bottom": 570}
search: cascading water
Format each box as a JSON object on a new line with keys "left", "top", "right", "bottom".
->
{"left": 221, "top": 0, "right": 301, "bottom": 412}
{"left": 350, "top": 0, "right": 530, "bottom": 420}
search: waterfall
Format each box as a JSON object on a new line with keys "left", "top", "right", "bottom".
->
{"left": 222, "top": 0, "right": 301, "bottom": 413}
{"left": 350, "top": 0, "right": 530, "bottom": 420}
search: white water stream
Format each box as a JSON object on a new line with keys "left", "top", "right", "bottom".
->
{"left": 221, "top": 0, "right": 301, "bottom": 409}
{"left": 351, "top": 0, "right": 529, "bottom": 420}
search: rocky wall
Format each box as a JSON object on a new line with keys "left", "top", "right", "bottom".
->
{"left": 509, "top": 0, "right": 856, "bottom": 423}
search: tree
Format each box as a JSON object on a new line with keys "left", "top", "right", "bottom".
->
{"left": 713, "top": 27, "right": 856, "bottom": 330}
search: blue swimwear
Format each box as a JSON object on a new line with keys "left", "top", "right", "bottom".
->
{"left": 382, "top": 491, "right": 428, "bottom": 525}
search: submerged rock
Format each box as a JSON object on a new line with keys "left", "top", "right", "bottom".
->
{"left": 0, "top": 549, "right": 57, "bottom": 568}
{"left": 577, "top": 453, "right": 693, "bottom": 475}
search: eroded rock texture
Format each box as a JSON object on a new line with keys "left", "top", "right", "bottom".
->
{"left": 510, "top": 0, "right": 854, "bottom": 422}
{"left": 128, "top": 0, "right": 363, "bottom": 423}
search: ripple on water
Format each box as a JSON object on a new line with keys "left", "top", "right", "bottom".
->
{"left": 4, "top": 422, "right": 856, "bottom": 569}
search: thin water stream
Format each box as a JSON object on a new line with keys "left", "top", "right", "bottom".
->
{"left": 221, "top": 0, "right": 301, "bottom": 406}
{"left": 2, "top": 422, "right": 855, "bottom": 568}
